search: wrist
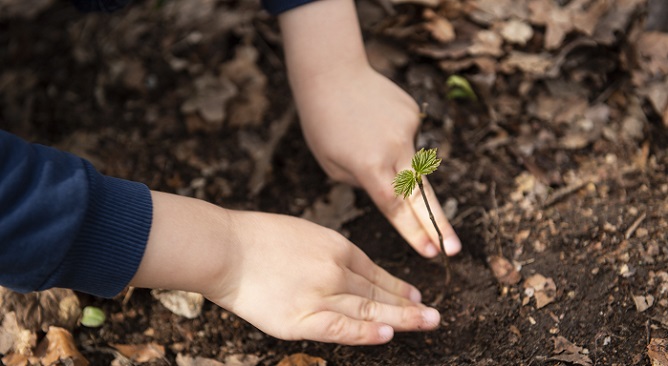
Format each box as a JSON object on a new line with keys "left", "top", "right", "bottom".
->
{"left": 279, "top": 0, "right": 369, "bottom": 88}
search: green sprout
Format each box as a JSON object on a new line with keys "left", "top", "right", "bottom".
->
{"left": 393, "top": 148, "right": 451, "bottom": 284}
{"left": 80, "top": 306, "right": 106, "bottom": 328}
{"left": 446, "top": 75, "right": 478, "bottom": 101}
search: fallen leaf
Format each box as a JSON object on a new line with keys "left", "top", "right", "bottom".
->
{"left": 277, "top": 353, "right": 327, "bottom": 366}
{"left": 1, "top": 288, "right": 81, "bottom": 332}
{"left": 301, "top": 184, "right": 365, "bottom": 232}
{"left": 488, "top": 255, "right": 522, "bottom": 285}
{"left": 468, "top": 0, "right": 529, "bottom": 25}
{"left": 468, "top": 30, "right": 503, "bottom": 57}
{"left": 111, "top": 342, "right": 165, "bottom": 363}
{"left": 239, "top": 105, "right": 295, "bottom": 196}
{"left": 220, "top": 44, "right": 269, "bottom": 128}
{"left": 524, "top": 274, "right": 557, "bottom": 309}
{"left": 38, "top": 326, "right": 89, "bottom": 366}
{"left": 423, "top": 9, "right": 456, "bottom": 43}
{"left": 648, "top": 338, "right": 668, "bottom": 366}
{"left": 500, "top": 52, "right": 553, "bottom": 75}
{"left": 528, "top": 0, "right": 573, "bottom": 49}
{"left": 176, "top": 353, "right": 225, "bottom": 366}
{"left": 151, "top": 290, "right": 205, "bottom": 319}
{"left": 633, "top": 294, "right": 655, "bottom": 312}
{"left": 222, "top": 354, "right": 261, "bottom": 366}
{"left": 499, "top": 19, "right": 534, "bottom": 45}
{"left": 593, "top": 0, "right": 645, "bottom": 45}
{"left": 181, "top": 73, "right": 238, "bottom": 129}
{"left": 550, "top": 336, "right": 592, "bottom": 366}
{"left": 0, "top": 312, "right": 35, "bottom": 356}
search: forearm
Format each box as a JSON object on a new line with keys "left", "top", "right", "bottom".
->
{"left": 129, "top": 191, "right": 234, "bottom": 297}
{"left": 279, "top": 0, "right": 368, "bottom": 89}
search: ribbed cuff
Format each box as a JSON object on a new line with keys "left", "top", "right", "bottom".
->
{"left": 42, "top": 161, "right": 152, "bottom": 298}
{"left": 261, "top": 0, "right": 320, "bottom": 15}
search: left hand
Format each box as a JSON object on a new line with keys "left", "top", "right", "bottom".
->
{"left": 290, "top": 63, "right": 461, "bottom": 258}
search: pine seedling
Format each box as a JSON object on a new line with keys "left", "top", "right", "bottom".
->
{"left": 393, "top": 148, "right": 451, "bottom": 284}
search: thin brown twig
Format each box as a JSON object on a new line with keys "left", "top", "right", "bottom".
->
{"left": 625, "top": 212, "right": 647, "bottom": 240}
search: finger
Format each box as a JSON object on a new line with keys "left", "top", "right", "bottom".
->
{"left": 346, "top": 245, "right": 422, "bottom": 303}
{"left": 360, "top": 167, "right": 442, "bottom": 258}
{"left": 325, "top": 294, "right": 440, "bottom": 332}
{"left": 409, "top": 176, "right": 461, "bottom": 256}
{"left": 343, "top": 267, "right": 420, "bottom": 306}
{"left": 299, "top": 311, "right": 395, "bottom": 345}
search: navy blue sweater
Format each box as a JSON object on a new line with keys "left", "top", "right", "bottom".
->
{"left": 1, "top": 0, "right": 317, "bottom": 297}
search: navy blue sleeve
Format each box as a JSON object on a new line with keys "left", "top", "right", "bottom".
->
{"left": 262, "top": 0, "right": 320, "bottom": 15}
{"left": 71, "top": 0, "right": 133, "bottom": 12}
{"left": 0, "top": 130, "right": 152, "bottom": 298}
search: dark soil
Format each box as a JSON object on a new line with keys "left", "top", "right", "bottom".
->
{"left": 1, "top": 0, "right": 667, "bottom": 365}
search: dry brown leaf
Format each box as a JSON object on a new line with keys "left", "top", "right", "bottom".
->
{"left": 468, "top": 30, "right": 503, "bottom": 57}
{"left": 593, "top": 0, "right": 645, "bottom": 45}
{"left": 423, "top": 9, "right": 456, "bottom": 43}
{"left": 151, "top": 290, "right": 204, "bottom": 319}
{"left": 181, "top": 73, "right": 238, "bottom": 129}
{"left": 277, "top": 353, "right": 327, "bottom": 366}
{"left": 528, "top": 0, "right": 573, "bottom": 49}
{"left": 500, "top": 52, "right": 553, "bottom": 75}
{"left": 239, "top": 105, "right": 295, "bottom": 196}
{"left": 220, "top": 44, "right": 269, "bottom": 128}
{"left": 1, "top": 288, "right": 81, "bottom": 332}
{"left": 1, "top": 353, "right": 29, "bottom": 366}
{"left": 176, "top": 353, "right": 225, "bottom": 366}
{"left": 648, "top": 338, "right": 668, "bottom": 366}
{"left": 222, "top": 354, "right": 261, "bottom": 366}
{"left": 0, "top": 312, "right": 35, "bottom": 356}
{"left": 632, "top": 294, "right": 655, "bottom": 312}
{"left": 38, "top": 326, "right": 89, "bottom": 366}
{"left": 488, "top": 255, "right": 522, "bottom": 285}
{"left": 550, "top": 336, "right": 592, "bottom": 366}
{"left": 301, "top": 184, "right": 365, "bottom": 232}
{"left": 111, "top": 342, "right": 165, "bottom": 363}
{"left": 499, "top": 19, "right": 534, "bottom": 45}
{"left": 524, "top": 274, "right": 557, "bottom": 308}
{"left": 468, "top": 0, "right": 529, "bottom": 25}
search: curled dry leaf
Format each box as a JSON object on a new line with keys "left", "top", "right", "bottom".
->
{"left": 1, "top": 288, "right": 81, "bottom": 332}
{"left": 499, "top": 19, "right": 534, "bottom": 45}
{"left": 151, "top": 290, "right": 205, "bottom": 319}
{"left": 423, "top": 9, "right": 456, "bottom": 43}
{"left": 648, "top": 338, "right": 668, "bottom": 366}
{"left": 488, "top": 255, "right": 522, "bottom": 285}
{"left": 39, "top": 326, "right": 89, "bottom": 366}
{"left": 277, "top": 353, "right": 327, "bottom": 366}
{"left": 0, "top": 312, "right": 35, "bottom": 356}
{"left": 523, "top": 273, "right": 557, "bottom": 309}
{"left": 632, "top": 294, "right": 655, "bottom": 312}
{"left": 176, "top": 353, "right": 224, "bottom": 366}
{"left": 550, "top": 336, "right": 592, "bottom": 366}
{"left": 500, "top": 52, "right": 553, "bottom": 76}
{"left": 111, "top": 342, "right": 165, "bottom": 363}
{"left": 220, "top": 45, "right": 269, "bottom": 128}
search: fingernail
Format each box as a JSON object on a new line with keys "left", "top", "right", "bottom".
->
{"left": 443, "top": 237, "right": 461, "bottom": 256}
{"left": 409, "top": 288, "right": 422, "bottom": 303}
{"left": 422, "top": 308, "right": 440, "bottom": 327}
{"left": 424, "top": 244, "right": 439, "bottom": 258}
{"left": 378, "top": 325, "right": 394, "bottom": 341}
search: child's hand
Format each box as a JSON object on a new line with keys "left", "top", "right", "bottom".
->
{"left": 279, "top": 0, "right": 461, "bottom": 258}
{"left": 131, "top": 192, "right": 440, "bottom": 345}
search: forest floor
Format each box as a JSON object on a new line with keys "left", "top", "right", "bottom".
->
{"left": 1, "top": 0, "right": 668, "bottom": 365}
